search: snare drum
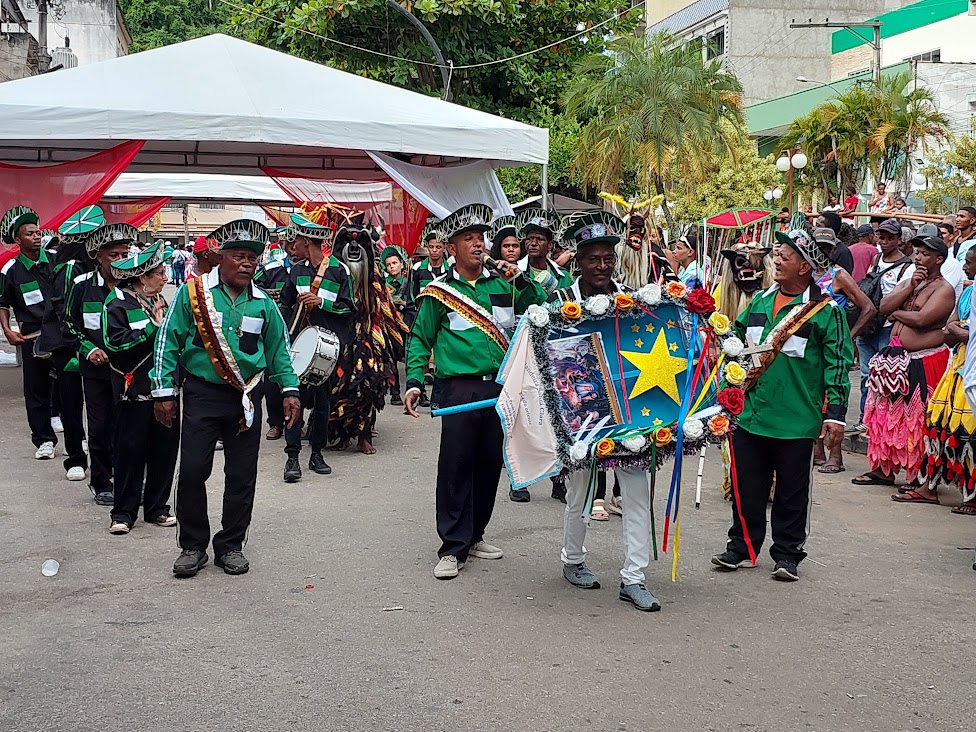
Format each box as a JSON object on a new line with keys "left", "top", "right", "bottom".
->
{"left": 290, "top": 326, "right": 340, "bottom": 385}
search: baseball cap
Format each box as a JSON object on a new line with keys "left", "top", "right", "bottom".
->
{"left": 855, "top": 224, "right": 875, "bottom": 238}
{"left": 877, "top": 219, "right": 902, "bottom": 235}
{"left": 813, "top": 227, "right": 838, "bottom": 246}
{"left": 917, "top": 223, "right": 939, "bottom": 237}
{"left": 911, "top": 235, "right": 949, "bottom": 259}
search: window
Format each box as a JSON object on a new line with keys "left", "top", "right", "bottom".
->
{"left": 705, "top": 29, "right": 725, "bottom": 60}
{"left": 908, "top": 49, "right": 941, "bottom": 63}
{"left": 199, "top": 203, "right": 225, "bottom": 210}
{"left": 162, "top": 203, "right": 183, "bottom": 210}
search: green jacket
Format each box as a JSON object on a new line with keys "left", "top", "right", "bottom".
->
{"left": 735, "top": 283, "right": 853, "bottom": 440}
{"left": 518, "top": 255, "right": 573, "bottom": 294}
{"left": 150, "top": 268, "right": 300, "bottom": 398}
{"left": 405, "top": 266, "right": 546, "bottom": 390}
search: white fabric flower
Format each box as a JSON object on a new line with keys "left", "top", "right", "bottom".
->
{"left": 569, "top": 440, "right": 590, "bottom": 462}
{"left": 637, "top": 283, "right": 662, "bottom": 306}
{"left": 722, "top": 336, "right": 744, "bottom": 357}
{"left": 585, "top": 294, "right": 611, "bottom": 316}
{"left": 621, "top": 435, "right": 647, "bottom": 453}
{"left": 526, "top": 303, "right": 550, "bottom": 328}
{"left": 683, "top": 419, "right": 704, "bottom": 440}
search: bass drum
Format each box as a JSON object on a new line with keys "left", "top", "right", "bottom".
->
{"left": 290, "top": 326, "right": 340, "bottom": 386}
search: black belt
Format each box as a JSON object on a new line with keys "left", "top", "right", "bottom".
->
{"left": 448, "top": 373, "right": 498, "bottom": 382}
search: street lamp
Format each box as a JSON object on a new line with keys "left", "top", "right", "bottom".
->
{"left": 776, "top": 147, "right": 807, "bottom": 213}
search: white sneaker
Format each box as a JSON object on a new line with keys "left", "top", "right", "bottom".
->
{"left": 82, "top": 439, "right": 89, "bottom": 455}
{"left": 51, "top": 416, "right": 64, "bottom": 433}
{"left": 109, "top": 521, "right": 131, "bottom": 535}
{"left": 469, "top": 541, "right": 503, "bottom": 560}
{"left": 65, "top": 466, "right": 86, "bottom": 481}
{"left": 433, "top": 555, "right": 463, "bottom": 579}
{"left": 34, "top": 442, "right": 55, "bottom": 460}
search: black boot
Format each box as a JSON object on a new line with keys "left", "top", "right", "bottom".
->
{"left": 509, "top": 488, "right": 531, "bottom": 503}
{"left": 284, "top": 456, "right": 302, "bottom": 483}
{"left": 309, "top": 451, "right": 332, "bottom": 475}
{"left": 551, "top": 477, "right": 567, "bottom": 504}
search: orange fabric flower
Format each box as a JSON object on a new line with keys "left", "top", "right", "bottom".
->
{"left": 560, "top": 301, "right": 582, "bottom": 320}
{"left": 708, "top": 415, "right": 730, "bottom": 436}
{"left": 666, "top": 281, "right": 687, "bottom": 298}
{"left": 596, "top": 438, "right": 615, "bottom": 457}
{"left": 614, "top": 293, "right": 635, "bottom": 312}
{"left": 654, "top": 427, "right": 673, "bottom": 446}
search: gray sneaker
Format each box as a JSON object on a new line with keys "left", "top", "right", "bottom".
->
{"left": 563, "top": 562, "right": 600, "bottom": 589}
{"left": 173, "top": 549, "right": 208, "bottom": 577}
{"left": 215, "top": 550, "right": 250, "bottom": 575}
{"left": 619, "top": 582, "right": 662, "bottom": 612}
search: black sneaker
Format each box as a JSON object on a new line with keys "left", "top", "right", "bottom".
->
{"left": 308, "top": 451, "right": 332, "bottom": 475}
{"left": 215, "top": 550, "right": 250, "bottom": 575}
{"left": 93, "top": 491, "right": 113, "bottom": 506}
{"left": 390, "top": 394, "right": 403, "bottom": 406}
{"left": 509, "top": 488, "right": 531, "bottom": 503}
{"left": 551, "top": 477, "right": 567, "bottom": 504}
{"left": 173, "top": 549, "right": 208, "bottom": 577}
{"left": 283, "top": 456, "right": 302, "bottom": 483}
{"left": 418, "top": 393, "right": 430, "bottom": 408}
{"left": 710, "top": 550, "right": 753, "bottom": 571}
{"left": 772, "top": 560, "right": 799, "bottom": 582}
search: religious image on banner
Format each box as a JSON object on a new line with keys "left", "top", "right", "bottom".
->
{"left": 547, "top": 332, "right": 623, "bottom": 433}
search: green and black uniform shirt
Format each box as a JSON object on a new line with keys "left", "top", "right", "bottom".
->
{"left": 253, "top": 257, "right": 292, "bottom": 322}
{"left": 0, "top": 248, "right": 55, "bottom": 338}
{"left": 51, "top": 259, "right": 92, "bottom": 351}
{"left": 517, "top": 255, "right": 574, "bottom": 295}
{"left": 279, "top": 255, "right": 356, "bottom": 342}
{"left": 65, "top": 268, "right": 114, "bottom": 380}
{"left": 150, "top": 267, "right": 300, "bottom": 399}
{"left": 405, "top": 266, "right": 546, "bottom": 391}
{"left": 103, "top": 287, "right": 165, "bottom": 402}
{"left": 407, "top": 258, "right": 447, "bottom": 310}
{"left": 735, "top": 282, "right": 853, "bottom": 440}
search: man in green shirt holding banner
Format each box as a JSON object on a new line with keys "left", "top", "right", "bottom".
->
{"left": 152, "top": 220, "right": 301, "bottom": 578}
{"left": 712, "top": 228, "right": 853, "bottom": 582}
{"left": 405, "top": 204, "right": 546, "bottom": 580}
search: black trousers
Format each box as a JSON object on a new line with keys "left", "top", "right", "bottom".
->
{"left": 176, "top": 377, "right": 263, "bottom": 556}
{"left": 435, "top": 377, "right": 503, "bottom": 562}
{"left": 284, "top": 382, "right": 329, "bottom": 456}
{"left": 112, "top": 400, "right": 179, "bottom": 525}
{"left": 83, "top": 375, "right": 117, "bottom": 493}
{"left": 263, "top": 373, "right": 284, "bottom": 429}
{"left": 391, "top": 360, "right": 401, "bottom": 395}
{"left": 19, "top": 343, "right": 56, "bottom": 448}
{"left": 727, "top": 428, "right": 814, "bottom": 565}
{"left": 51, "top": 348, "right": 87, "bottom": 472}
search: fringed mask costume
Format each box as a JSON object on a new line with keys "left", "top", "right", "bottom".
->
{"left": 715, "top": 241, "right": 774, "bottom": 322}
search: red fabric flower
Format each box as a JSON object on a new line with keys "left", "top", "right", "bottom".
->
{"left": 686, "top": 288, "right": 716, "bottom": 315}
{"left": 717, "top": 387, "right": 745, "bottom": 416}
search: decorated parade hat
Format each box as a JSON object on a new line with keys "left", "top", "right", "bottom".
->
{"left": 489, "top": 215, "right": 517, "bottom": 246}
{"left": 2, "top": 206, "right": 39, "bottom": 244}
{"left": 436, "top": 204, "right": 493, "bottom": 241}
{"left": 58, "top": 205, "right": 105, "bottom": 244}
{"left": 111, "top": 240, "right": 165, "bottom": 280}
{"left": 380, "top": 245, "right": 407, "bottom": 267}
{"left": 86, "top": 223, "right": 139, "bottom": 255}
{"left": 774, "top": 228, "right": 832, "bottom": 271}
{"left": 516, "top": 208, "right": 556, "bottom": 240}
{"left": 561, "top": 211, "right": 625, "bottom": 248}
{"left": 276, "top": 225, "right": 297, "bottom": 243}
{"left": 420, "top": 219, "right": 441, "bottom": 246}
{"left": 208, "top": 219, "right": 270, "bottom": 254}
{"left": 40, "top": 229, "right": 59, "bottom": 249}
{"left": 290, "top": 212, "right": 333, "bottom": 242}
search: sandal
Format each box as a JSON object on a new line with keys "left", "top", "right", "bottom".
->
{"left": 607, "top": 495, "right": 623, "bottom": 516}
{"left": 891, "top": 489, "right": 940, "bottom": 505}
{"left": 590, "top": 499, "right": 610, "bottom": 521}
{"left": 818, "top": 464, "right": 846, "bottom": 474}
{"left": 951, "top": 503, "right": 976, "bottom": 516}
{"left": 852, "top": 472, "right": 895, "bottom": 486}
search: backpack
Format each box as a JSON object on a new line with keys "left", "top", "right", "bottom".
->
{"left": 855, "top": 255, "right": 912, "bottom": 338}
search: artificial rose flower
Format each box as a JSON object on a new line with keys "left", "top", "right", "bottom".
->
{"left": 708, "top": 414, "right": 730, "bottom": 436}
{"left": 683, "top": 418, "right": 704, "bottom": 440}
{"left": 654, "top": 427, "right": 673, "bottom": 446}
{"left": 526, "top": 303, "right": 550, "bottom": 328}
{"left": 620, "top": 435, "right": 646, "bottom": 453}
{"left": 717, "top": 387, "right": 745, "bottom": 415}
{"left": 722, "top": 336, "right": 744, "bottom": 357}
{"left": 708, "top": 312, "right": 731, "bottom": 335}
{"left": 585, "top": 294, "right": 611, "bottom": 316}
{"left": 725, "top": 362, "right": 747, "bottom": 386}
{"left": 560, "top": 301, "right": 582, "bottom": 320}
{"left": 615, "top": 293, "right": 636, "bottom": 312}
{"left": 666, "top": 280, "right": 687, "bottom": 299}
{"left": 686, "top": 288, "right": 716, "bottom": 315}
{"left": 569, "top": 440, "right": 589, "bottom": 462}
{"left": 637, "top": 283, "right": 662, "bottom": 306}
{"left": 595, "top": 438, "right": 616, "bottom": 457}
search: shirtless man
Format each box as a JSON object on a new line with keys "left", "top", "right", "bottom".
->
{"left": 856, "top": 236, "right": 956, "bottom": 488}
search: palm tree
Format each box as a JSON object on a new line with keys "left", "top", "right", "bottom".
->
{"left": 564, "top": 32, "right": 745, "bottom": 230}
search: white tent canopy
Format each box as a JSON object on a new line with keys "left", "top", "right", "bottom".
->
{"left": 0, "top": 34, "right": 548, "bottom": 177}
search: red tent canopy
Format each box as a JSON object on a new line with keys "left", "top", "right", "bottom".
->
{"left": 705, "top": 208, "right": 775, "bottom": 229}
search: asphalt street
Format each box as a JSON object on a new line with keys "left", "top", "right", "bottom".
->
{"left": 1, "top": 363, "right": 974, "bottom": 732}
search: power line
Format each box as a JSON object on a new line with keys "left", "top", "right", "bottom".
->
{"left": 216, "top": 0, "right": 644, "bottom": 71}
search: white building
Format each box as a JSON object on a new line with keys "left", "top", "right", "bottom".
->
{"left": 20, "top": 0, "right": 130, "bottom": 67}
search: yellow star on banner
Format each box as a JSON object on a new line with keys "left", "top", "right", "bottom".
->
{"left": 669, "top": 342, "right": 679, "bottom": 352}
{"left": 631, "top": 324, "right": 641, "bottom": 333}
{"left": 634, "top": 338, "right": 644, "bottom": 349}
{"left": 620, "top": 329, "right": 687, "bottom": 403}
{"left": 641, "top": 407, "right": 651, "bottom": 417}
{"left": 653, "top": 418, "right": 663, "bottom": 426}
{"left": 645, "top": 323, "right": 655, "bottom": 333}
{"left": 666, "top": 319, "right": 676, "bottom": 329}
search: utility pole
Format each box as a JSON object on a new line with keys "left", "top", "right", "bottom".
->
{"left": 36, "top": 0, "right": 51, "bottom": 72}
{"left": 789, "top": 19, "right": 883, "bottom": 86}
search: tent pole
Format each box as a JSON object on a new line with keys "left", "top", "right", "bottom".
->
{"left": 541, "top": 164, "right": 549, "bottom": 211}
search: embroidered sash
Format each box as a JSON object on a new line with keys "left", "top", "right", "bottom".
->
{"left": 419, "top": 280, "right": 510, "bottom": 352}
{"left": 188, "top": 277, "right": 263, "bottom": 430}
{"left": 743, "top": 297, "right": 832, "bottom": 392}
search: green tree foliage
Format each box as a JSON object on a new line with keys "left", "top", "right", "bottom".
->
{"left": 234, "top": 0, "right": 638, "bottom": 123}
{"left": 916, "top": 131, "right": 976, "bottom": 212}
{"left": 119, "top": 0, "right": 231, "bottom": 52}
{"left": 494, "top": 112, "right": 582, "bottom": 202}
{"left": 564, "top": 32, "right": 745, "bottom": 230}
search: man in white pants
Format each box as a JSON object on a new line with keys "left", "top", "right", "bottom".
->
{"left": 548, "top": 212, "right": 661, "bottom": 612}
